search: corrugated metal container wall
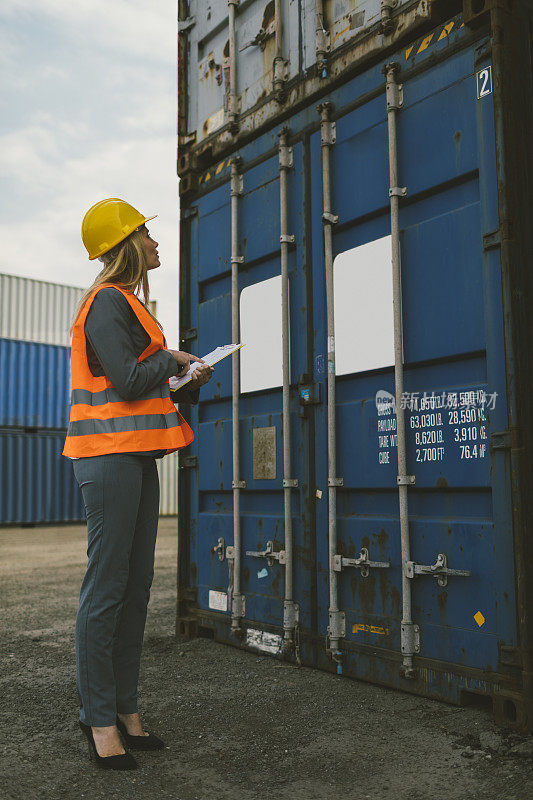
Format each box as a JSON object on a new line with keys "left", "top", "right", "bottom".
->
{"left": 0, "top": 273, "right": 83, "bottom": 346}
{"left": 0, "top": 338, "right": 71, "bottom": 429}
{"left": 177, "top": 1, "right": 533, "bottom": 732}
{"left": 180, "top": 0, "right": 419, "bottom": 147}
{"left": 157, "top": 453, "right": 178, "bottom": 516}
{"left": 0, "top": 430, "right": 85, "bottom": 524}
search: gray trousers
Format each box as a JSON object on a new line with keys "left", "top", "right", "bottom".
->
{"left": 73, "top": 454, "right": 159, "bottom": 726}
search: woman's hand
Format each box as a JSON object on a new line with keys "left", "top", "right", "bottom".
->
{"left": 167, "top": 350, "right": 205, "bottom": 377}
{"left": 190, "top": 363, "right": 214, "bottom": 387}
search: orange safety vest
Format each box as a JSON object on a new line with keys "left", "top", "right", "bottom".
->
{"left": 63, "top": 284, "right": 194, "bottom": 458}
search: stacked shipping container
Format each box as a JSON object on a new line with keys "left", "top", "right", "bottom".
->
{"left": 177, "top": 0, "right": 533, "bottom": 730}
{"left": 0, "top": 274, "right": 84, "bottom": 524}
{"left": 0, "top": 273, "right": 179, "bottom": 523}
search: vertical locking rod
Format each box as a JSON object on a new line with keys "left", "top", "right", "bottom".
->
{"left": 273, "top": 0, "right": 286, "bottom": 100}
{"left": 230, "top": 157, "right": 244, "bottom": 632}
{"left": 227, "top": 0, "right": 239, "bottom": 131}
{"left": 279, "top": 129, "right": 298, "bottom": 649}
{"left": 318, "top": 102, "right": 342, "bottom": 655}
{"left": 315, "top": 0, "right": 329, "bottom": 78}
{"left": 385, "top": 63, "right": 416, "bottom": 677}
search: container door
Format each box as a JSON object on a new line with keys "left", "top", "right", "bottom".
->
{"left": 310, "top": 31, "right": 517, "bottom": 696}
{"left": 186, "top": 146, "right": 316, "bottom": 657}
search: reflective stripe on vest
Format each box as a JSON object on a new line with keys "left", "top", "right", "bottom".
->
{"left": 62, "top": 284, "right": 194, "bottom": 458}
{"left": 70, "top": 385, "right": 167, "bottom": 405}
{"left": 67, "top": 410, "right": 181, "bottom": 437}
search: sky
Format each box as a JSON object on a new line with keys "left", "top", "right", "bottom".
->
{"left": 0, "top": 0, "right": 181, "bottom": 343}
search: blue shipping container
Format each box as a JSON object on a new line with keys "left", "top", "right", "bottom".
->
{"left": 0, "top": 338, "right": 71, "bottom": 429}
{"left": 0, "top": 429, "right": 84, "bottom": 524}
{"left": 177, "top": 6, "right": 533, "bottom": 730}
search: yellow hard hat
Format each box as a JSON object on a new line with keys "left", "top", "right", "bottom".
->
{"left": 81, "top": 198, "right": 157, "bottom": 260}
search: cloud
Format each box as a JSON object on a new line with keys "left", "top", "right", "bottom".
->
{"left": 0, "top": 0, "right": 180, "bottom": 339}
{"left": 0, "top": 0, "right": 176, "bottom": 65}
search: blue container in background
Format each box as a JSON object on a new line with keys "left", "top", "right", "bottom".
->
{"left": 0, "top": 429, "right": 84, "bottom": 524}
{"left": 0, "top": 339, "right": 70, "bottom": 429}
{"left": 0, "top": 338, "right": 71, "bottom": 429}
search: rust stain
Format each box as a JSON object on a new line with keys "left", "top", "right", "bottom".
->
{"left": 357, "top": 572, "right": 377, "bottom": 611}
{"left": 437, "top": 590, "right": 448, "bottom": 614}
{"left": 376, "top": 528, "right": 388, "bottom": 549}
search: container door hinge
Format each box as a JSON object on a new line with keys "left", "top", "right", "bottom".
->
{"left": 180, "top": 327, "right": 197, "bottom": 344}
{"left": 178, "top": 17, "right": 196, "bottom": 33}
{"left": 327, "top": 610, "right": 346, "bottom": 640}
{"left": 401, "top": 622, "right": 421, "bottom": 654}
{"left": 181, "top": 204, "right": 198, "bottom": 220}
{"left": 246, "top": 540, "right": 286, "bottom": 566}
{"left": 179, "top": 455, "right": 198, "bottom": 470}
{"left": 498, "top": 644, "right": 522, "bottom": 668}
{"left": 180, "top": 587, "right": 197, "bottom": 602}
{"left": 404, "top": 553, "right": 471, "bottom": 587}
{"left": 284, "top": 600, "right": 299, "bottom": 629}
{"left": 178, "top": 132, "right": 197, "bottom": 149}
{"left": 490, "top": 429, "right": 518, "bottom": 451}
{"left": 483, "top": 229, "right": 501, "bottom": 251}
{"left": 333, "top": 547, "right": 390, "bottom": 578}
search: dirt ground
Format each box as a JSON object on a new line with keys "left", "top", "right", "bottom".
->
{"left": 1, "top": 520, "right": 532, "bottom": 800}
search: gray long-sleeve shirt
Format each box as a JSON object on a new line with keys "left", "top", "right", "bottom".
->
{"left": 84, "top": 286, "right": 198, "bottom": 456}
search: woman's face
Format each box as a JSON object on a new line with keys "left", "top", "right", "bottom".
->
{"left": 141, "top": 225, "right": 160, "bottom": 270}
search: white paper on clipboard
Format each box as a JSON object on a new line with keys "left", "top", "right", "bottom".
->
{"left": 169, "top": 343, "right": 244, "bottom": 391}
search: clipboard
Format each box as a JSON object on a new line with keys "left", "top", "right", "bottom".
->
{"left": 169, "top": 343, "right": 244, "bottom": 391}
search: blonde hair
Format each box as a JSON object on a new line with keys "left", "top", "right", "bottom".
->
{"left": 70, "top": 227, "right": 161, "bottom": 335}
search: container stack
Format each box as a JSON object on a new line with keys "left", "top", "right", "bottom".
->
{"left": 0, "top": 273, "right": 178, "bottom": 524}
{"left": 0, "top": 273, "right": 85, "bottom": 524}
{"left": 176, "top": 1, "right": 533, "bottom": 727}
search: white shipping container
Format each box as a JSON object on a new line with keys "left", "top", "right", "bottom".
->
{"left": 0, "top": 273, "right": 83, "bottom": 346}
{"left": 180, "top": 0, "right": 421, "bottom": 146}
{"left": 157, "top": 452, "right": 178, "bottom": 516}
{"left": 0, "top": 274, "right": 157, "bottom": 347}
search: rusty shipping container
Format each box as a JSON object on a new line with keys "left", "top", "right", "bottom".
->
{"left": 176, "top": 0, "right": 533, "bottom": 731}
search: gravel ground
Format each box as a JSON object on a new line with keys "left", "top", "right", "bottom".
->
{"left": 1, "top": 519, "right": 532, "bottom": 800}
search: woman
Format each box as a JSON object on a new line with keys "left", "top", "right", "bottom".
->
{"left": 63, "top": 198, "right": 212, "bottom": 770}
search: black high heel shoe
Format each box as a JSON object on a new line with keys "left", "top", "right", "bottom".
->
{"left": 79, "top": 721, "right": 138, "bottom": 770}
{"left": 116, "top": 716, "right": 165, "bottom": 751}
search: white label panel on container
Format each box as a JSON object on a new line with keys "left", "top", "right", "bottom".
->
{"left": 209, "top": 590, "right": 228, "bottom": 612}
{"left": 246, "top": 628, "right": 282, "bottom": 655}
